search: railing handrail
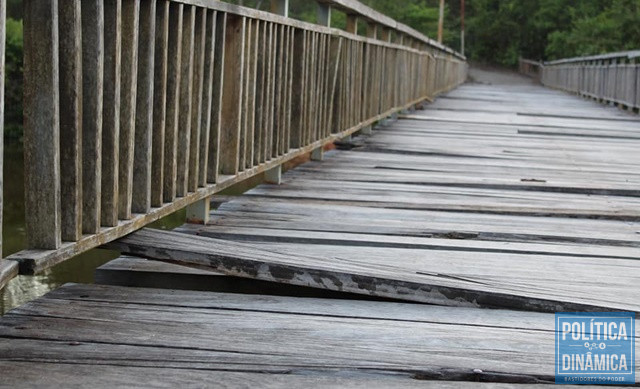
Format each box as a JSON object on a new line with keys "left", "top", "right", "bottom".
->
{"left": 544, "top": 50, "right": 640, "bottom": 66}
{"left": 1, "top": 0, "right": 467, "bottom": 285}
{"left": 536, "top": 50, "right": 639, "bottom": 111}
{"left": 317, "top": 0, "right": 465, "bottom": 59}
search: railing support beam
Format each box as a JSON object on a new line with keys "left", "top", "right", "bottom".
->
{"left": 317, "top": 3, "right": 331, "bottom": 27}
{"left": 270, "top": 0, "right": 288, "bottom": 17}
{"left": 311, "top": 147, "right": 324, "bottom": 161}
{"left": 186, "top": 197, "right": 210, "bottom": 225}
{"left": 265, "top": 165, "right": 282, "bottom": 185}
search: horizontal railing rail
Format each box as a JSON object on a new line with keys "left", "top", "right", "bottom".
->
{"left": 518, "top": 57, "right": 542, "bottom": 81}
{"left": 538, "top": 51, "right": 639, "bottom": 110}
{"left": 2, "top": 0, "right": 467, "bottom": 281}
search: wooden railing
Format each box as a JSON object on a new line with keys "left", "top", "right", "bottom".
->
{"left": 539, "top": 51, "right": 640, "bottom": 110}
{"left": 518, "top": 57, "right": 542, "bottom": 81}
{"left": 1, "top": 0, "right": 466, "bottom": 281}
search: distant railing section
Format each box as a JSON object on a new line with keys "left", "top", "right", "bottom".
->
{"left": 518, "top": 57, "right": 542, "bottom": 81}
{"left": 3, "top": 0, "right": 467, "bottom": 278}
{"left": 538, "top": 51, "right": 640, "bottom": 110}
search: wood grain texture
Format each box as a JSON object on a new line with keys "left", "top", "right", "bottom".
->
{"left": 23, "top": 0, "right": 61, "bottom": 249}
{"left": 57, "top": 0, "right": 82, "bottom": 241}
{"left": 102, "top": 0, "right": 122, "bottom": 226}
{"left": 1, "top": 283, "right": 632, "bottom": 386}
{"left": 151, "top": 0, "right": 170, "bottom": 207}
{"left": 132, "top": 0, "right": 156, "bottom": 213}
{"left": 118, "top": 0, "right": 140, "bottom": 219}
{"left": 81, "top": 0, "right": 104, "bottom": 234}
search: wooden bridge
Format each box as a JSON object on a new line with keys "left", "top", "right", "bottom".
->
{"left": 1, "top": 0, "right": 640, "bottom": 387}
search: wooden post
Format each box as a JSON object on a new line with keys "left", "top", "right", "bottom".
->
{"left": 380, "top": 27, "right": 391, "bottom": 42}
{"left": 132, "top": 0, "right": 156, "bottom": 213}
{"left": 186, "top": 198, "right": 210, "bottom": 224}
{"left": 366, "top": 23, "right": 377, "bottom": 39}
{"left": 118, "top": 0, "right": 140, "bottom": 220}
{"left": 311, "top": 147, "right": 324, "bottom": 161}
{"left": 265, "top": 165, "right": 282, "bottom": 184}
{"left": 81, "top": 0, "right": 105, "bottom": 234}
{"left": 151, "top": 0, "right": 170, "bottom": 207}
{"left": 270, "top": 0, "right": 288, "bottom": 17}
{"left": 346, "top": 14, "right": 357, "bottom": 34}
{"left": 317, "top": 3, "right": 330, "bottom": 26}
{"left": 102, "top": 0, "right": 122, "bottom": 226}
{"left": 460, "top": 0, "right": 465, "bottom": 56}
{"left": 24, "top": 0, "right": 61, "bottom": 249}
{"left": 58, "top": 0, "right": 82, "bottom": 241}
{"left": 219, "top": 15, "right": 246, "bottom": 175}
{"left": 437, "top": 0, "right": 444, "bottom": 43}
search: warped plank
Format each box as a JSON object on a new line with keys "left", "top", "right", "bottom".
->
{"left": 1, "top": 283, "right": 631, "bottom": 386}
{"left": 107, "top": 228, "right": 640, "bottom": 313}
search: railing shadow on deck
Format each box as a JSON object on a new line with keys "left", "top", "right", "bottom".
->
{"left": 0, "top": 0, "right": 467, "bottom": 287}
{"left": 521, "top": 51, "right": 640, "bottom": 112}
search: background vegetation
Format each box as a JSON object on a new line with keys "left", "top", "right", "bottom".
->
{"left": 4, "top": 0, "right": 640, "bottom": 137}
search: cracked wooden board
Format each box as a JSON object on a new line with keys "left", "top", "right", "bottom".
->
{"left": 107, "top": 228, "right": 640, "bottom": 313}
{"left": 0, "top": 283, "right": 632, "bottom": 386}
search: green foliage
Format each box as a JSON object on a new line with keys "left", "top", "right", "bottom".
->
{"left": 466, "top": 0, "right": 640, "bottom": 66}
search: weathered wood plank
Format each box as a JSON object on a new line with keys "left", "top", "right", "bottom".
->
{"left": 57, "top": 0, "right": 82, "bottom": 241}
{"left": 118, "top": 0, "right": 140, "bottom": 220}
{"left": 107, "top": 228, "right": 640, "bottom": 314}
{"left": 188, "top": 7, "right": 207, "bottom": 191}
{"left": 163, "top": 2, "right": 183, "bottom": 202}
{"left": 206, "top": 12, "right": 226, "bottom": 184}
{"left": 24, "top": 0, "right": 61, "bottom": 249}
{"left": 151, "top": 0, "right": 170, "bottom": 207}
{"left": 102, "top": 0, "right": 122, "bottom": 226}
{"left": 176, "top": 5, "right": 195, "bottom": 196}
{"left": 81, "top": 0, "right": 104, "bottom": 233}
{"left": 197, "top": 10, "right": 217, "bottom": 187}
{"left": 0, "top": 260, "right": 17, "bottom": 291}
{"left": 219, "top": 15, "right": 246, "bottom": 175}
{"left": 0, "top": 283, "right": 630, "bottom": 385}
{"left": 132, "top": 0, "right": 156, "bottom": 213}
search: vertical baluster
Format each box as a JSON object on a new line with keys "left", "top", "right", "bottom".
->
{"left": 132, "top": 0, "right": 156, "bottom": 213}
{"left": 81, "top": 0, "right": 104, "bottom": 233}
{"left": 219, "top": 15, "right": 246, "bottom": 175}
{"left": 24, "top": 0, "right": 61, "bottom": 249}
{"left": 291, "top": 29, "right": 305, "bottom": 148}
{"left": 198, "top": 10, "right": 217, "bottom": 187}
{"left": 239, "top": 19, "right": 252, "bottom": 170}
{"left": 207, "top": 12, "right": 226, "bottom": 183}
{"left": 253, "top": 20, "right": 266, "bottom": 166}
{"left": 151, "top": 0, "right": 169, "bottom": 207}
{"left": 188, "top": 8, "right": 206, "bottom": 191}
{"left": 176, "top": 5, "right": 195, "bottom": 196}
{"left": 119, "top": 0, "right": 140, "bottom": 219}
{"left": 267, "top": 23, "right": 277, "bottom": 158}
{"left": 272, "top": 24, "right": 283, "bottom": 156}
{"left": 163, "top": 3, "right": 183, "bottom": 202}
{"left": 285, "top": 26, "right": 294, "bottom": 150}
{"left": 264, "top": 22, "right": 273, "bottom": 159}
{"left": 245, "top": 19, "right": 259, "bottom": 169}
{"left": 58, "top": 0, "right": 82, "bottom": 241}
{"left": 102, "top": 0, "right": 121, "bottom": 226}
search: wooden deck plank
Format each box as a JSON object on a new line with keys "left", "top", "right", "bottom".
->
{"left": 107, "top": 228, "right": 640, "bottom": 313}
{"left": 1, "top": 283, "right": 632, "bottom": 386}
{"left": 105, "top": 78, "right": 640, "bottom": 315}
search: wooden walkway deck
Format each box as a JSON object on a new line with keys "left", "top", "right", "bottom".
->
{"left": 2, "top": 73, "right": 639, "bottom": 386}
